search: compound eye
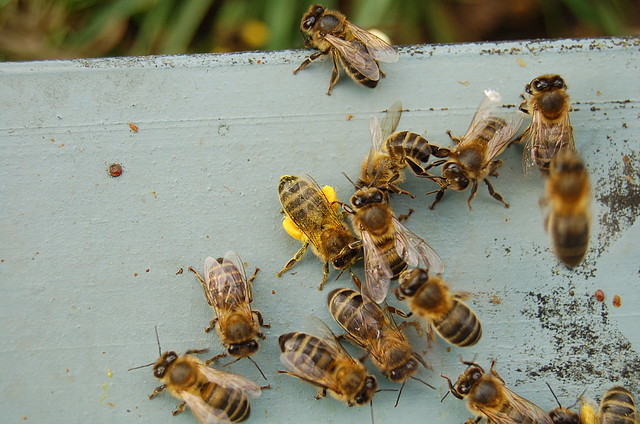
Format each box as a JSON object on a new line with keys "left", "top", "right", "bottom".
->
{"left": 303, "top": 17, "right": 315, "bottom": 30}
{"left": 228, "top": 345, "right": 240, "bottom": 355}
{"left": 533, "top": 79, "right": 543, "bottom": 90}
{"left": 553, "top": 77, "right": 565, "bottom": 88}
{"left": 248, "top": 340, "right": 258, "bottom": 349}
{"left": 373, "top": 191, "right": 383, "bottom": 203}
{"left": 351, "top": 196, "right": 362, "bottom": 207}
{"left": 153, "top": 365, "right": 165, "bottom": 378}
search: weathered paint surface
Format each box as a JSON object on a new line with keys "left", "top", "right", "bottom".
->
{"left": 0, "top": 37, "right": 638, "bottom": 423}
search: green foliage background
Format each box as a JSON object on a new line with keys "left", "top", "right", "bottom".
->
{"left": 0, "top": 0, "right": 638, "bottom": 61}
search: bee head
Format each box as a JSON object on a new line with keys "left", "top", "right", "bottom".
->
{"left": 301, "top": 4, "right": 325, "bottom": 31}
{"left": 528, "top": 75, "right": 566, "bottom": 94}
{"left": 228, "top": 340, "right": 260, "bottom": 358}
{"left": 442, "top": 162, "right": 468, "bottom": 190}
{"left": 353, "top": 375, "right": 378, "bottom": 406}
{"left": 549, "top": 408, "right": 580, "bottom": 424}
{"left": 350, "top": 187, "right": 386, "bottom": 208}
{"left": 332, "top": 246, "right": 359, "bottom": 269}
{"left": 387, "top": 357, "right": 418, "bottom": 383}
{"left": 454, "top": 365, "right": 484, "bottom": 398}
{"left": 397, "top": 268, "right": 429, "bottom": 297}
{"left": 153, "top": 351, "right": 178, "bottom": 379}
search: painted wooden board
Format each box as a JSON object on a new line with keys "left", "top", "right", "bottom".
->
{"left": 0, "top": 37, "right": 638, "bottom": 424}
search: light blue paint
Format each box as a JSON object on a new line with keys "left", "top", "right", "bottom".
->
{"left": 0, "top": 37, "right": 638, "bottom": 424}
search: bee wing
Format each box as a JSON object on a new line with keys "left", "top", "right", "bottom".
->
{"left": 484, "top": 111, "right": 525, "bottom": 163}
{"left": 379, "top": 100, "right": 403, "bottom": 140}
{"left": 392, "top": 217, "right": 445, "bottom": 274}
{"left": 324, "top": 34, "right": 380, "bottom": 80}
{"left": 479, "top": 389, "right": 554, "bottom": 424}
{"left": 460, "top": 89, "right": 504, "bottom": 143}
{"left": 180, "top": 391, "right": 232, "bottom": 424}
{"left": 346, "top": 22, "right": 399, "bottom": 63}
{"left": 360, "top": 228, "right": 393, "bottom": 304}
{"left": 522, "top": 108, "right": 575, "bottom": 176}
{"left": 204, "top": 255, "right": 249, "bottom": 310}
{"left": 281, "top": 175, "right": 348, "bottom": 253}
{"left": 196, "top": 363, "right": 262, "bottom": 399}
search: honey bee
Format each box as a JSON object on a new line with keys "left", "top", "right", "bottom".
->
{"left": 277, "top": 175, "right": 360, "bottom": 289}
{"left": 327, "top": 287, "right": 427, "bottom": 383}
{"left": 545, "top": 382, "right": 581, "bottom": 424}
{"left": 293, "top": 4, "right": 399, "bottom": 95}
{"left": 442, "top": 360, "right": 554, "bottom": 424}
{"left": 517, "top": 74, "right": 575, "bottom": 176}
{"left": 395, "top": 268, "right": 482, "bottom": 347}
{"left": 278, "top": 319, "right": 378, "bottom": 406}
{"left": 580, "top": 386, "right": 637, "bottom": 424}
{"left": 419, "top": 90, "right": 524, "bottom": 210}
{"left": 359, "top": 100, "right": 445, "bottom": 197}
{"left": 345, "top": 185, "right": 444, "bottom": 303}
{"left": 131, "top": 329, "right": 264, "bottom": 424}
{"left": 189, "top": 252, "right": 270, "bottom": 362}
{"left": 542, "top": 149, "right": 591, "bottom": 267}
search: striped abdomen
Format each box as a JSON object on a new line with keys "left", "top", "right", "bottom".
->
{"left": 278, "top": 175, "right": 327, "bottom": 233}
{"left": 279, "top": 332, "right": 335, "bottom": 371}
{"left": 386, "top": 131, "right": 433, "bottom": 163}
{"left": 601, "top": 386, "right": 636, "bottom": 424}
{"left": 201, "top": 382, "right": 251, "bottom": 423}
{"left": 338, "top": 39, "right": 379, "bottom": 88}
{"left": 328, "top": 288, "right": 385, "bottom": 340}
{"left": 212, "top": 259, "right": 247, "bottom": 308}
{"left": 433, "top": 300, "right": 482, "bottom": 347}
{"left": 549, "top": 213, "right": 589, "bottom": 267}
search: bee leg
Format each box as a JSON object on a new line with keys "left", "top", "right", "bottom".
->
{"left": 247, "top": 267, "right": 260, "bottom": 285}
{"left": 388, "top": 183, "right": 415, "bottom": 198}
{"left": 482, "top": 178, "right": 509, "bottom": 208}
{"left": 379, "top": 68, "right": 387, "bottom": 78}
{"left": 185, "top": 348, "right": 208, "bottom": 355}
{"left": 293, "top": 50, "right": 325, "bottom": 74}
{"left": 315, "top": 388, "right": 328, "bottom": 400}
{"left": 446, "top": 130, "right": 461, "bottom": 144}
{"left": 428, "top": 188, "right": 446, "bottom": 210}
{"left": 386, "top": 305, "right": 411, "bottom": 318}
{"left": 204, "top": 352, "right": 228, "bottom": 366}
{"left": 397, "top": 319, "right": 423, "bottom": 337}
{"left": 466, "top": 181, "right": 479, "bottom": 211}
{"left": 464, "top": 417, "right": 483, "bottom": 424}
{"left": 148, "top": 384, "right": 166, "bottom": 399}
{"left": 171, "top": 401, "right": 186, "bottom": 416}
{"left": 260, "top": 384, "right": 271, "bottom": 390}
{"left": 277, "top": 242, "right": 309, "bottom": 277}
{"left": 205, "top": 318, "right": 218, "bottom": 333}
{"left": 253, "top": 310, "right": 271, "bottom": 328}
{"left": 317, "top": 262, "right": 330, "bottom": 290}
{"left": 488, "top": 360, "right": 505, "bottom": 383}
{"left": 397, "top": 208, "right": 414, "bottom": 222}
{"left": 350, "top": 271, "right": 363, "bottom": 290}
{"left": 326, "top": 50, "right": 341, "bottom": 95}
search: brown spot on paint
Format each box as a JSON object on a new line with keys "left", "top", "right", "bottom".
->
{"left": 109, "top": 163, "right": 123, "bottom": 177}
{"left": 612, "top": 295, "right": 621, "bottom": 308}
{"left": 594, "top": 289, "right": 605, "bottom": 302}
{"left": 128, "top": 122, "right": 139, "bottom": 133}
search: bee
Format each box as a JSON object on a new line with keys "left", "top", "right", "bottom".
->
{"left": 394, "top": 268, "right": 482, "bottom": 347}
{"left": 545, "top": 382, "right": 581, "bottom": 424}
{"left": 345, "top": 185, "right": 444, "bottom": 303}
{"left": 442, "top": 360, "right": 554, "bottom": 424}
{"left": 419, "top": 90, "right": 524, "bottom": 210}
{"left": 277, "top": 175, "right": 360, "bottom": 289}
{"left": 278, "top": 319, "right": 378, "bottom": 406}
{"left": 580, "top": 386, "right": 636, "bottom": 424}
{"left": 189, "top": 252, "right": 270, "bottom": 362}
{"left": 517, "top": 74, "right": 575, "bottom": 176}
{"left": 327, "top": 287, "right": 427, "bottom": 383}
{"left": 359, "top": 100, "right": 445, "bottom": 197}
{"left": 130, "top": 328, "right": 264, "bottom": 424}
{"left": 293, "top": 4, "right": 399, "bottom": 95}
{"left": 542, "top": 149, "right": 591, "bottom": 267}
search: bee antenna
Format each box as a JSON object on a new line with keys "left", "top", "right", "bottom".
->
{"left": 569, "top": 388, "right": 587, "bottom": 410}
{"left": 334, "top": 268, "right": 346, "bottom": 282}
{"left": 127, "top": 361, "right": 155, "bottom": 371}
{"left": 154, "top": 325, "right": 162, "bottom": 357}
{"left": 374, "top": 388, "right": 399, "bottom": 393}
{"left": 247, "top": 356, "right": 267, "bottom": 380}
{"left": 342, "top": 172, "right": 358, "bottom": 188}
{"left": 222, "top": 357, "right": 242, "bottom": 368}
{"left": 411, "top": 376, "right": 435, "bottom": 390}
{"left": 546, "top": 382, "right": 563, "bottom": 408}
{"left": 370, "top": 399, "right": 375, "bottom": 424}
{"left": 394, "top": 381, "right": 407, "bottom": 408}
{"left": 440, "top": 390, "right": 450, "bottom": 402}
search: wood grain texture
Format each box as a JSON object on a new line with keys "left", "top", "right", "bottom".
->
{"left": 0, "top": 37, "right": 638, "bottom": 423}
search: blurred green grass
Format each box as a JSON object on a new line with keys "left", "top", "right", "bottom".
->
{"left": 0, "top": 0, "right": 638, "bottom": 61}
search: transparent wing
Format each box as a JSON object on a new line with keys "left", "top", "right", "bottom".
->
{"left": 484, "top": 111, "right": 525, "bottom": 162}
{"left": 361, "top": 228, "right": 392, "bottom": 304}
{"left": 204, "top": 255, "right": 249, "bottom": 311}
{"left": 196, "top": 363, "right": 262, "bottom": 399}
{"left": 460, "top": 89, "right": 505, "bottom": 144}
{"left": 369, "top": 116, "right": 384, "bottom": 152}
{"left": 479, "top": 389, "right": 554, "bottom": 424}
{"left": 346, "top": 22, "right": 399, "bottom": 63}
{"left": 280, "top": 175, "right": 348, "bottom": 253}
{"left": 333, "top": 290, "right": 386, "bottom": 346}
{"left": 393, "top": 217, "right": 445, "bottom": 274}
{"left": 379, "top": 100, "right": 403, "bottom": 141}
{"left": 324, "top": 34, "right": 380, "bottom": 80}
{"left": 522, "top": 108, "right": 575, "bottom": 176}
{"left": 180, "top": 391, "right": 232, "bottom": 424}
